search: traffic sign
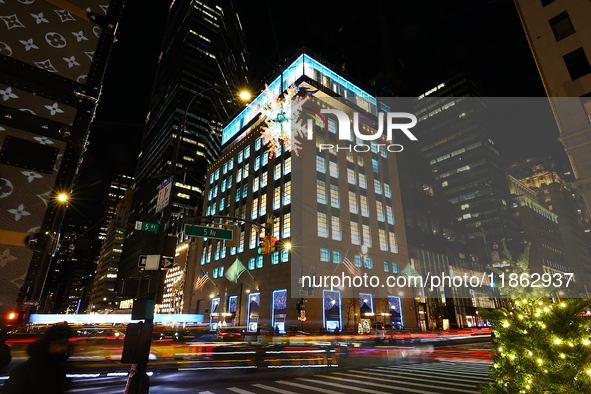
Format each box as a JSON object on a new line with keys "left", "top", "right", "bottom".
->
{"left": 160, "top": 256, "right": 174, "bottom": 269}
{"left": 185, "top": 224, "right": 233, "bottom": 240}
{"left": 23, "top": 301, "right": 39, "bottom": 307}
{"left": 135, "top": 221, "right": 159, "bottom": 233}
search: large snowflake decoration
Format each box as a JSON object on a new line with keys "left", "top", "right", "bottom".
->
{"left": 252, "top": 84, "right": 310, "bottom": 158}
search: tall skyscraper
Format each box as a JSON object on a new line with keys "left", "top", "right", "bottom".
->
{"left": 515, "top": 0, "right": 591, "bottom": 213}
{"left": 0, "top": 0, "right": 123, "bottom": 321}
{"left": 117, "top": 0, "right": 249, "bottom": 285}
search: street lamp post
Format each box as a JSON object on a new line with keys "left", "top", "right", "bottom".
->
{"left": 124, "top": 86, "right": 249, "bottom": 394}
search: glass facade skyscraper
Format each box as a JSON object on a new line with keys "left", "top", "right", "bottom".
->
{"left": 118, "top": 0, "right": 249, "bottom": 282}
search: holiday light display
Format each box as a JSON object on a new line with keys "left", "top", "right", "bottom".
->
{"left": 479, "top": 242, "right": 591, "bottom": 393}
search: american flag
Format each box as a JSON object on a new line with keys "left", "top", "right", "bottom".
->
{"left": 342, "top": 250, "right": 362, "bottom": 277}
{"left": 194, "top": 269, "right": 210, "bottom": 290}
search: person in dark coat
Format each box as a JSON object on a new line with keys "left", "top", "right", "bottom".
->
{"left": 0, "top": 330, "right": 11, "bottom": 374}
{"left": 2, "top": 324, "right": 73, "bottom": 394}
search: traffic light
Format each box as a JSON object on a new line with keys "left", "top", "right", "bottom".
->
{"left": 257, "top": 235, "right": 276, "bottom": 254}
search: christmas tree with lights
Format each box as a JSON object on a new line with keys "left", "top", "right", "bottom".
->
{"left": 479, "top": 243, "right": 591, "bottom": 393}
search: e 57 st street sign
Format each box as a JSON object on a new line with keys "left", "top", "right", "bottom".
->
{"left": 185, "top": 224, "right": 233, "bottom": 240}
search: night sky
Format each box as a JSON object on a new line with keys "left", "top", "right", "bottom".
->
{"left": 75, "top": 0, "right": 569, "bottom": 223}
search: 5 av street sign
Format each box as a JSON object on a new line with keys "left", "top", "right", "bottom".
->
{"left": 135, "top": 221, "right": 159, "bottom": 233}
{"left": 185, "top": 224, "right": 233, "bottom": 240}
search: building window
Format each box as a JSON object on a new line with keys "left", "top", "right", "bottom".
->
{"left": 252, "top": 198, "right": 258, "bottom": 220}
{"left": 271, "top": 251, "right": 279, "bottom": 265}
{"left": 550, "top": 12, "right": 575, "bottom": 42}
{"left": 386, "top": 206, "right": 394, "bottom": 225}
{"left": 376, "top": 201, "right": 385, "bottom": 222}
{"left": 283, "top": 213, "right": 291, "bottom": 238}
{"left": 332, "top": 250, "right": 342, "bottom": 264}
{"left": 260, "top": 194, "right": 267, "bottom": 216}
{"left": 255, "top": 138, "right": 262, "bottom": 151}
{"left": 238, "top": 151, "right": 243, "bottom": 163}
{"left": 362, "top": 224, "right": 371, "bottom": 247}
{"left": 316, "top": 156, "right": 326, "bottom": 172}
{"left": 256, "top": 256, "right": 263, "bottom": 269}
{"left": 274, "top": 186, "right": 281, "bottom": 210}
{"left": 564, "top": 48, "right": 591, "bottom": 80}
{"left": 284, "top": 157, "right": 292, "bottom": 175}
{"left": 244, "top": 146, "right": 250, "bottom": 159}
{"left": 250, "top": 230, "right": 257, "bottom": 250}
{"left": 283, "top": 182, "right": 291, "bottom": 206}
{"left": 384, "top": 183, "right": 391, "bottom": 198}
{"left": 242, "top": 183, "right": 248, "bottom": 199}
{"left": 317, "top": 180, "right": 327, "bottom": 204}
{"left": 374, "top": 180, "right": 382, "bottom": 195}
{"left": 275, "top": 164, "right": 282, "bottom": 180}
{"left": 358, "top": 173, "right": 367, "bottom": 189}
{"left": 320, "top": 248, "right": 330, "bottom": 262}
{"left": 248, "top": 258, "right": 255, "bottom": 270}
{"left": 372, "top": 158, "right": 379, "bottom": 173}
{"left": 281, "top": 249, "right": 289, "bottom": 262}
{"left": 261, "top": 172, "right": 267, "bottom": 188}
{"left": 347, "top": 168, "right": 356, "bottom": 185}
{"left": 254, "top": 156, "right": 260, "bottom": 171}
{"left": 364, "top": 257, "right": 373, "bottom": 270}
{"left": 237, "top": 168, "right": 242, "bottom": 182}
{"left": 330, "top": 185, "right": 340, "bottom": 208}
{"left": 239, "top": 232, "right": 245, "bottom": 253}
{"left": 253, "top": 178, "right": 259, "bottom": 192}
{"left": 262, "top": 153, "right": 268, "bottom": 166}
{"left": 349, "top": 192, "right": 358, "bottom": 214}
{"left": 389, "top": 233, "right": 398, "bottom": 253}
{"left": 351, "top": 222, "right": 360, "bottom": 245}
{"left": 379, "top": 229, "right": 388, "bottom": 251}
{"left": 354, "top": 255, "right": 363, "bottom": 268}
{"left": 318, "top": 213, "right": 329, "bottom": 238}
{"left": 328, "top": 118, "right": 337, "bottom": 134}
{"left": 391, "top": 262, "right": 399, "bottom": 273}
{"left": 383, "top": 261, "right": 390, "bottom": 272}
{"left": 329, "top": 161, "right": 339, "bottom": 178}
{"left": 360, "top": 195, "right": 369, "bottom": 217}
{"left": 331, "top": 216, "right": 342, "bottom": 241}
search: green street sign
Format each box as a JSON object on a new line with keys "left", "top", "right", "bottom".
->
{"left": 135, "top": 221, "right": 159, "bottom": 233}
{"left": 185, "top": 224, "right": 233, "bottom": 240}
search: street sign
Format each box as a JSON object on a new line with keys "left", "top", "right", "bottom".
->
{"left": 156, "top": 177, "right": 173, "bottom": 213}
{"left": 160, "top": 256, "right": 174, "bottom": 269}
{"left": 138, "top": 254, "right": 147, "bottom": 268}
{"left": 135, "top": 221, "right": 159, "bottom": 233}
{"left": 23, "top": 301, "right": 39, "bottom": 307}
{"left": 139, "top": 254, "right": 174, "bottom": 270}
{"left": 185, "top": 224, "right": 233, "bottom": 240}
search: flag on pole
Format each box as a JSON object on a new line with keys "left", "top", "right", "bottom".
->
{"left": 342, "top": 250, "right": 362, "bottom": 277}
{"left": 194, "top": 269, "right": 210, "bottom": 290}
{"left": 225, "top": 258, "right": 246, "bottom": 283}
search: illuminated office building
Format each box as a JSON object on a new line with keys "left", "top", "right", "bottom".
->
{"left": 184, "top": 50, "right": 417, "bottom": 332}
{"left": 118, "top": 0, "right": 249, "bottom": 284}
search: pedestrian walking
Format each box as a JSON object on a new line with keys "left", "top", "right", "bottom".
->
{"left": 2, "top": 323, "right": 73, "bottom": 394}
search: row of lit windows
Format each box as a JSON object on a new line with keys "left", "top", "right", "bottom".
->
{"left": 316, "top": 213, "right": 398, "bottom": 252}
{"left": 201, "top": 219, "right": 291, "bottom": 264}
{"left": 429, "top": 141, "right": 482, "bottom": 165}
{"left": 247, "top": 250, "right": 290, "bottom": 270}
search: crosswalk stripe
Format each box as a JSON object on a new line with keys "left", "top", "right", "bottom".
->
{"left": 275, "top": 380, "right": 344, "bottom": 394}
{"left": 312, "top": 374, "right": 448, "bottom": 394}
{"left": 251, "top": 383, "right": 299, "bottom": 394}
{"left": 330, "top": 372, "right": 479, "bottom": 394}
{"left": 382, "top": 364, "right": 490, "bottom": 378}
{"left": 358, "top": 369, "right": 479, "bottom": 388}
{"left": 227, "top": 388, "right": 257, "bottom": 394}
{"left": 199, "top": 391, "right": 216, "bottom": 394}
{"left": 295, "top": 377, "right": 378, "bottom": 393}
{"left": 397, "top": 364, "right": 491, "bottom": 377}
